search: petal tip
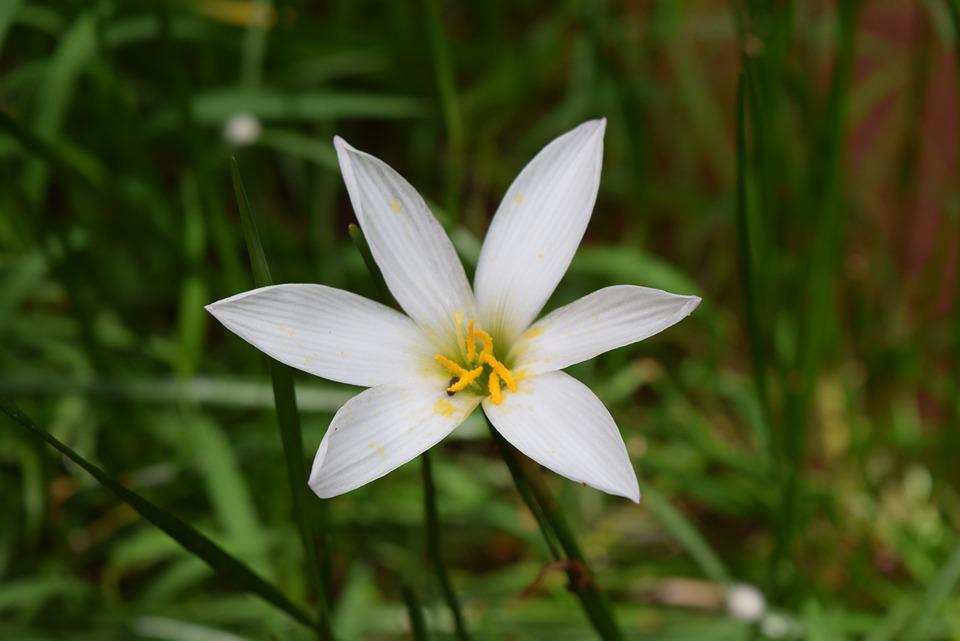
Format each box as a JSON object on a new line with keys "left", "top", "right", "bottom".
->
{"left": 684, "top": 295, "right": 703, "bottom": 316}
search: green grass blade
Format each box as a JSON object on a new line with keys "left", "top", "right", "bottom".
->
{"left": 734, "top": 72, "right": 772, "bottom": 440}
{"left": 640, "top": 484, "right": 729, "bottom": 584}
{"left": 0, "top": 400, "right": 317, "bottom": 631}
{"left": 900, "top": 544, "right": 960, "bottom": 641}
{"left": 402, "top": 585, "right": 432, "bottom": 641}
{"left": 347, "top": 223, "right": 395, "bottom": 308}
{"left": 230, "top": 157, "right": 334, "bottom": 640}
{"left": 0, "top": 108, "right": 104, "bottom": 186}
{"left": 423, "top": 0, "right": 464, "bottom": 226}
{"left": 487, "top": 421, "right": 625, "bottom": 641}
{"left": 421, "top": 451, "right": 472, "bottom": 641}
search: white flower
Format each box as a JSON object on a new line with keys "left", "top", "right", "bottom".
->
{"left": 223, "top": 113, "right": 262, "bottom": 146}
{"left": 206, "top": 119, "right": 701, "bottom": 501}
{"left": 725, "top": 583, "right": 766, "bottom": 622}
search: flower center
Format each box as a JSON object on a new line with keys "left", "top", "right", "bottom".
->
{"left": 434, "top": 319, "right": 517, "bottom": 405}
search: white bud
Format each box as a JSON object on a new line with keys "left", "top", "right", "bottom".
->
{"left": 725, "top": 582, "right": 766, "bottom": 622}
{"left": 223, "top": 113, "right": 262, "bottom": 147}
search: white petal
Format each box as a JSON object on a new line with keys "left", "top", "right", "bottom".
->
{"left": 482, "top": 371, "right": 639, "bottom": 502}
{"left": 309, "top": 382, "right": 481, "bottom": 498}
{"left": 474, "top": 119, "right": 606, "bottom": 345}
{"left": 510, "top": 285, "right": 701, "bottom": 376}
{"left": 206, "top": 284, "right": 434, "bottom": 388}
{"left": 334, "top": 137, "right": 476, "bottom": 351}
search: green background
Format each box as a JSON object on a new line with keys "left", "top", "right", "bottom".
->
{"left": 2, "top": 0, "right": 959, "bottom": 639}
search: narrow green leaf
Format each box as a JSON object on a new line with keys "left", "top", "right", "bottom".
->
{"left": 0, "top": 108, "right": 104, "bottom": 186}
{"left": 422, "top": 451, "right": 472, "bottom": 641}
{"left": 423, "top": 0, "right": 464, "bottom": 226}
{"left": 640, "top": 484, "right": 730, "bottom": 584}
{"left": 402, "top": 585, "right": 431, "bottom": 641}
{"left": 0, "top": 400, "right": 317, "bottom": 631}
{"left": 901, "top": 544, "right": 960, "bottom": 641}
{"left": 25, "top": 10, "right": 97, "bottom": 200}
{"left": 230, "top": 157, "right": 334, "bottom": 640}
{"left": 734, "top": 71, "right": 773, "bottom": 454}
{"left": 347, "top": 223, "right": 395, "bottom": 309}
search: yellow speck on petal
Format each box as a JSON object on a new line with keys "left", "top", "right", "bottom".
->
{"left": 513, "top": 193, "right": 524, "bottom": 204}
{"left": 523, "top": 325, "right": 544, "bottom": 340}
{"left": 388, "top": 197, "right": 402, "bottom": 213}
{"left": 536, "top": 252, "right": 544, "bottom": 260}
{"left": 366, "top": 443, "right": 386, "bottom": 458}
{"left": 433, "top": 400, "right": 455, "bottom": 417}
{"left": 277, "top": 324, "right": 296, "bottom": 337}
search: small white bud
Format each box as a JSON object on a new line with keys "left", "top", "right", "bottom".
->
{"left": 725, "top": 582, "right": 766, "bottom": 622}
{"left": 223, "top": 113, "right": 262, "bottom": 147}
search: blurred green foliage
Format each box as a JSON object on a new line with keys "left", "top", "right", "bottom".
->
{"left": 2, "top": 0, "right": 960, "bottom": 639}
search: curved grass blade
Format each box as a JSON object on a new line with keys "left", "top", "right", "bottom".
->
{"left": 230, "top": 158, "right": 335, "bottom": 640}
{"left": 0, "top": 400, "right": 318, "bottom": 631}
{"left": 402, "top": 585, "right": 431, "bottom": 641}
{"left": 900, "top": 544, "right": 960, "bottom": 641}
{"left": 639, "top": 484, "right": 729, "bottom": 584}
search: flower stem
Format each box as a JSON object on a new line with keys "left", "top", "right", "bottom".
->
{"left": 402, "top": 584, "right": 432, "bottom": 641}
{"left": 348, "top": 224, "right": 470, "bottom": 640}
{"left": 422, "top": 451, "right": 472, "bottom": 641}
{"left": 487, "top": 420, "right": 624, "bottom": 641}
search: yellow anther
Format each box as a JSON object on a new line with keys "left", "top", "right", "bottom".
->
{"left": 475, "top": 328, "right": 494, "bottom": 356}
{"left": 436, "top": 321, "right": 517, "bottom": 403}
{"left": 447, "top": 366, "right": 482, "bottom": 393}
{"left": 435, "top": 354, "right": 470, "bottom": 378}
{"left": 465, "top": 320, "right": 476, "bottom": 363}
{"left": 480, "top": 352, "right": 517, "bottom": 392}
{"left": 488, "top": 371, "right": 503, "bottom": 405}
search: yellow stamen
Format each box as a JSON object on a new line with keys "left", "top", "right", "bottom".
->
{"left": 435, "top": 320, "right": 517, "bottom": 403}
{"left": 488, "top": 371, "right": 503, "bottom": 405}
{"left": 465, "top": 320, "right": 476, "bottom": 363}
{"left": 480, "top": 352, "right": 517, "bottom": 392}
{"left": 447, "top": 366, "right": 482, "bottom": 392}
{"left": 435, "top": 354, "right": 470, "bottom": 378}
{"left": 475, "top": 328, "right": 494, "bottom": 356}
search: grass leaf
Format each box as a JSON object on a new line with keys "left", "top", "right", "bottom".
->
{"left": 0, "top": 400, "right": 318, "bottom": 631}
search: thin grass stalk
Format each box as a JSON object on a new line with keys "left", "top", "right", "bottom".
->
{"left": 231, "top": 158, "right": 334, "bottom": 641}
{"left": 423, "top": 0, "right": 464, "bottom": 227}
{"left": 402, "top": 585, "right": 432, "bottom": 641}
{"left": 348, "top": 225, "right": 470, "bottom": 641}
{"left": 487, "top": 421, "right": 624, "bottom": 641}
{"left": 940, "top": 0, "right": 960, "bottom": 487}
{"left": 421, "top": 451, "right": 472, "bottom": 641}
{"left": 770, "top": 0, "right": 860, "bottom": 596}
{"left": 734, "top": 71, "right": 773, "bottom": 448}
{"left": 1, "top": 401, "right": 319, "bottom": 632}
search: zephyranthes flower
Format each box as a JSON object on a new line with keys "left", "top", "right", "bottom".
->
{"left": 207, "top": 119, "right": 700, "bottom": 501}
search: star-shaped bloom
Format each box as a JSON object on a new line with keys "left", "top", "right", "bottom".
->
{"left": 207, "top": 119, "right": 700, "bottom": 502}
